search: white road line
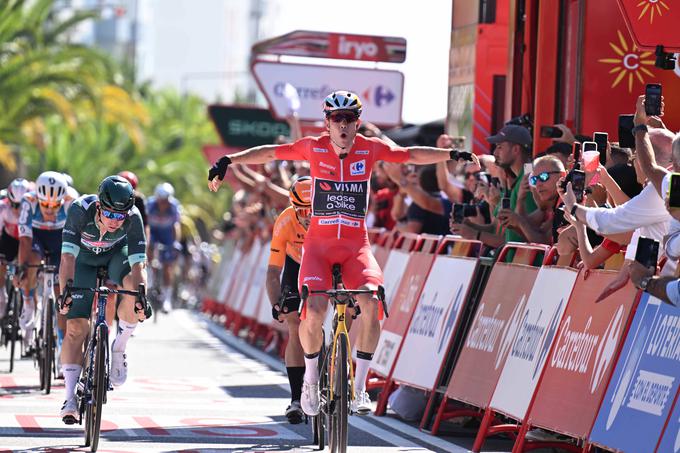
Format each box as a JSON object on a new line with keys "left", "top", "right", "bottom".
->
{"left": 194, "top": 313, "right": 461, "bottom": 453}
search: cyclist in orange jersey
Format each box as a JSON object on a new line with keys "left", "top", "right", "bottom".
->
{"left": 209, "top": 90, "right": 477, "bottom": 416}
{"left": 267, "top": 176, "right": 311, "bottom": 424}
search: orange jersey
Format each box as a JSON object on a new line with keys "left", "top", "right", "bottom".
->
{"left": 268, "top": 206, "right": 306, "bottom": 267}
{"left": 275, "top": 134, "right": 409, "bottom": 240}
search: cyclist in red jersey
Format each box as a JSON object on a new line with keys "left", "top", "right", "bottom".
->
{"left": 209, "top": 90, "right": 477, "bottom": 416}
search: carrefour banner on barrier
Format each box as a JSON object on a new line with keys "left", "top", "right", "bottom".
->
{"left": 391, "top": 256, "right": 477, "bottom": 390}
{"left": 490, "top": 267, "right": 577, "bottom": 419}
{"left": 527, "top": 270, "right": 639, "bottom": 438}
{"left": 446, "top": 263, "right": 540, "bottom": 408}
{"left": 242, "top": 242, "right": 270, "bottom": 318}
{"left": 657, "top": 388, "right": 680, "bottom": 453}
{"left": 590, "top": 294, "right": 680, "bottom": 453}
{"left": 381, "top": 249, "right": 410, "bottom": 311}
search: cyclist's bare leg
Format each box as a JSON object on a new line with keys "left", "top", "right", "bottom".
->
{"left": 61, "top": 318, "right": 89, "bottom": 404}
{"left": 299, "top": 295, "right": 327, "bottom": 354}
{"left": 161, "top": 260, "right": 176, "bottom": 310}
{"left": 354, "top": 288, "right": 380, "bottom": 394}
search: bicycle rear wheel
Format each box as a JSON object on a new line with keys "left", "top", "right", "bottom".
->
{"left": 90, "top": 323, "right": 108, "bottom": 452}
{"left": 330, "top": 333, "right": 349, "bottom": 453}
{"left": 43, "top": 298, "right": 54, "bottom": 394}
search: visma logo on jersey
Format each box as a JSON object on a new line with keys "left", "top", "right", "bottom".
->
{"left": 313, "top": 178, "right": 368, "bottom": 219}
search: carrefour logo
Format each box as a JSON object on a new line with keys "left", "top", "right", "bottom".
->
{"left": 350, "top": 160, "right": 366, "bottom": 176}
{"left": 362, "top": 86, "right": 396, "bottom": 107}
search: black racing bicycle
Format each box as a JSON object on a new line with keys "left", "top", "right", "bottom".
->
{"left": 300, "top": 264, "right": 388, "bottom": 453}
{"left": 61, "top": 267, "right": 147, "bottom": 452}
{"left": 0, "top": 262, "right": 23, "bottom": 373}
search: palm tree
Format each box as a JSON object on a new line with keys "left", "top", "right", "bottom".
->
{"left": 0, "top": 0, "right": 120, "bottom": 176}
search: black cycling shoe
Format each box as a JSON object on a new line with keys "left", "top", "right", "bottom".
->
{"left": 285, "top": 401, "right": 305, "bottom": 425}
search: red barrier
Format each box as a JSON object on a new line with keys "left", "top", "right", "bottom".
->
{"left": 369, "top": 234, "right": 442, "bottom": 415}
{"left": 373, "top": 229, "right": 400, "bottom": 269}
{"left": 389, "top": 236, "right": 482, "bottom": 400}
{"left": 432, "top": 243, "right": 548, "bottom": 435}
{"left": 472, "top": 263, "right": 579, "bottom": 452}
{"left": 513, "top": 269, "right": 640, "bottom": 452}
{"left": 349, "top": 232, "right": 417, "bottom": 354}
{"left": 226, "top": 240, "right": 265, "bottom": 334}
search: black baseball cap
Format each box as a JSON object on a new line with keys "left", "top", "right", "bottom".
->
{"left": 487, "top": 125, "right": 532, "bottom": 146}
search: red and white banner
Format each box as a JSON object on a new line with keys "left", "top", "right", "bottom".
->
{"left": 370, "top": 238, "right": 440, "bottom": 376}
{"left": 391, "top": 255, "right": 477, "bottom": 390}
{"left": 489, "top": 266, "right": 578, "bottom": 419}
{"left": 241, "top": 242, "right": 270, "bottom": 319}
{"left": 252, "top": 30, "right": 407, "bottom": 63}
{"left": 229, "top": 240, "right": 263, "bottom": 311}
{"left": 445, "top": 262, "right": 540, "bottom": 408}
{"left": 525, "top": 270, "right": 639, "bottom": 439}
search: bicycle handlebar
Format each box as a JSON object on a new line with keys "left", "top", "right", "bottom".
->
{"left": 60, "top": 280, "right": 150, "bottom": 320}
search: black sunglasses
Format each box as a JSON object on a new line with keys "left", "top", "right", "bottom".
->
{"left": 328, "top": 112, "right": 358, "bottom": 123}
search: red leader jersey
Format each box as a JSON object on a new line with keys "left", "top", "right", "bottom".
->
{"left": 275, "top": 134, "right": 409, "bottom": 241}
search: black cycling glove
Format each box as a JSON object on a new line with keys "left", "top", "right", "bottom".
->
{"left": 271, "top": 304, "right": 283, "bottom": 322}
{"left": 208, "top": 156, "right": 232, "bottom": 181}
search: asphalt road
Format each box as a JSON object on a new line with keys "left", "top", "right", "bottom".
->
{"left": 0, "top": 309, "right": 514, "bottom": 452}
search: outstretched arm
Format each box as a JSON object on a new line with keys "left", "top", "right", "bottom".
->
{"left": 208, "top": 144, "right": 281, "bottom": 192}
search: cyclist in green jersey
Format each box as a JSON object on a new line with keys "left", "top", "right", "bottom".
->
{"left": 57, "top": 175, "right": 150, "bottom": 423}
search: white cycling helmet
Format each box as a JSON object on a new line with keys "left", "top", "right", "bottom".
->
{"left": 323, "top": 90, "right": 362, "bottom": 117}
{"left": 36, "top": 171, "right": 68, "bottom": 204}
{"left": 7, "top": 178, "right": 31, "bottom": 203}
{"left": 154, "top": 182, "right": 174, "bottom": 199}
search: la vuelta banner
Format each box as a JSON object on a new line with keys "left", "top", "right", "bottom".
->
{"left": 526, "top": 270, "right": 639, "bottom": 438}
{"left": 590, "top": 294, "right": 680, "bottom": 453}
{"left": 489, "top": 266, "right": 578, "bottom": 420}
{"left": 445, "top": 263, "right": 539, "bottom": 408}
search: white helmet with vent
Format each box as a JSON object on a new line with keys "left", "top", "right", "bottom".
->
{"left": 36, "top": 171, "right": 68, "bottom": 204}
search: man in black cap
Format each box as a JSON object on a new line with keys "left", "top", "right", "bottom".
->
{"left": 451, "top": 125, "right": 538, "bottom": 249}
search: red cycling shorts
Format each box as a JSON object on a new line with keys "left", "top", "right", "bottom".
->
{"left": 298, "top": 235, "right": 383, "bottom": 293}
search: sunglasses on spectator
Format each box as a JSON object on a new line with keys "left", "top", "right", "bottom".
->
{"left": 295, "top": 207, "right": 311, "bottom": 217}
{"left": 100, "top": 208, "right": 128, "bottom": 221}
{"left": 529, "top": 171, "right": 562, "bottom": 185}
{"left": 39, "top": 200, "right": 62, "bottom": 209}
{"left": 10, "top": 201, "right": 21, "bottom": 209}
{"left": 465, "top": 171, "right": 481, "bottom": 179}
{"left": 328, "top": 112, "right": 358, "bottom": 124}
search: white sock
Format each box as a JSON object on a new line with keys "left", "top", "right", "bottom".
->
{"left": 62, "top": 364, "right": 82, "bottom": 401}
{"left": 354, "top": 357, "right": 372, "bottom": 393}
{"left": 112, "top": 320, "right": 137, "bottom": 352}
{"left": 303, "top": 355, "right": 319, "bottom": 384}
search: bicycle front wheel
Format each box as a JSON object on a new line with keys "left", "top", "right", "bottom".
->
{"left": 330, "top": 333, "right": 349, "bottom": 453}
{"left": 43, "top": 298, "right": 54, "bottom": 394}
{"left": 90, "top": 323, "right": 108, "bottom": 452}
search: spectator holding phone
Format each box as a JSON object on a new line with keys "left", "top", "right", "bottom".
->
{"left": 497, "top": 155, "right": 565, "bottom": 244}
